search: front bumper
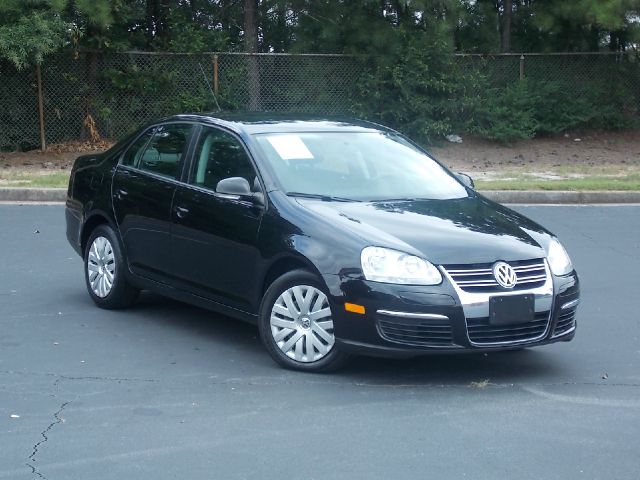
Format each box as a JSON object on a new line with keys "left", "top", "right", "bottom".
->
{"left": 323, "top": 265, "right": 579, "bottom": 358}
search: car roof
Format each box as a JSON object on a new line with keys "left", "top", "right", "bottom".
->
{"left": 165, "top": 112, "right": 396, "bottom": 136}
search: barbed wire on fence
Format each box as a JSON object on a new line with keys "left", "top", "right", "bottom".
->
{"left": 1, "top": 51, "right": 638, "bottom": 150}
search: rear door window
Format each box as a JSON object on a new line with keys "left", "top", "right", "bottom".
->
{"left": 122, "top": 129, "right": 154, "bottom": 168}
{"left": 123, "top": 124, "right": 193, "bottom": 180}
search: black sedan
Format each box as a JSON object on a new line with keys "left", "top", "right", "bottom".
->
{"left": 65, "top": 114, "right": 580, "bottom": 372}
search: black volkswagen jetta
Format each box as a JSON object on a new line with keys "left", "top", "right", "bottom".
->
{"left": 65, "top": 114, "right": 580, "bottom": 371}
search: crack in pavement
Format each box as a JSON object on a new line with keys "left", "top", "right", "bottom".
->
{"left": 25, "top": 400, "right": 72, "bottom": 480}
{"left": 572, "top": 226, "right": 638, "bottom": 260}
{"left": 3, "top": 370, "right": 638, "bottom": 390}
{"left": 0, "top": 370, "right": 158, "bottom": 384}
{"left": 53, "top": 374, "right": 158, "bottom": 385}
{"left": 181, "top": 376, "right": 640, "bottom": 389}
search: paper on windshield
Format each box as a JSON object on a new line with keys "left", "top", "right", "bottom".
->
{"left": 266, "top": 135, "right": 314, "bottom": 160}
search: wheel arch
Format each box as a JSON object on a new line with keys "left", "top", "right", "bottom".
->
{"left": 261, "top": 254, "right": 325, "bottom": 296}
{"left": 80, "top": 210, "right": 119, "bottom": 254}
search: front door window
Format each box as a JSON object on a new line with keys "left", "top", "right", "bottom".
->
{"left": 190, "top": 127, "right": 257, "bottom": 191}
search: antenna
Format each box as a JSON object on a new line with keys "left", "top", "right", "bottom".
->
{"left": 198, "top": 62, "right": 221, "bottom": 112}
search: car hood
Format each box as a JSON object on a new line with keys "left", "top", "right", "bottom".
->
{"left": 294, "top": 195, "right": 551, "bottom": 265}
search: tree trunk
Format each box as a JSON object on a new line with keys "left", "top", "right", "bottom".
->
{"left": 501, "top": 0, "right": 512, "bottom": 52}
{"left": 81, "top": 45, "right": 100, "bottom": 141}
{"left": 158, "top": 0, "right": 171, "bottom": 48}
{"left": 146, "top": 0, "right": 158, "bottom": 47}
{"left": 244, "top": 0, "right": 260, "bottom": 110}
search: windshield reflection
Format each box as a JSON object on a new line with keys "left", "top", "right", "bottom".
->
{"left": 253, "top": 132, "right": 468, "bottom": 201}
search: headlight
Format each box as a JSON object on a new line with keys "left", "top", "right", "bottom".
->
{"left": 547, "top": 237, "right": 573, "bottom": 275}
{"left": 361, "top": 246, "right": 442, "bottom": 285}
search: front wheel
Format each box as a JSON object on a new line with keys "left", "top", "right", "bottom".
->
{"left": 84, "top": 224, "right": 139, "bottom": 309}
{"left": 259, "top": 270, "right": 350, "bottom": 372}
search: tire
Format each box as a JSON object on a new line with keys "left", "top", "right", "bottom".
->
{"left": 259, "top": 269, "right": 350, "bottom": 372}
{"left": 84, "top": 224, "right": 139, "bottom": 309}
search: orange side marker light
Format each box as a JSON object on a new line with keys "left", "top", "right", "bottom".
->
{"left": 345, "top": 303, "right": 366, "bottom": 315}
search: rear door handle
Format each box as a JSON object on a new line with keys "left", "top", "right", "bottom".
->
{"left": 174, "top": 206, "right": 189, "bottom": 219}
{"left": 115, "top": 188, "right": 129, "bottom": 200}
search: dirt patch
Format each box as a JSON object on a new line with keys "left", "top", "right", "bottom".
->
{"left": 0, "top": 140, "right": 114, "bottom": 172}
{"left": 431, "top": 130, "right": 640, "bottom": 179}
{"left": 2, "top": 131, "right": 640, "bottom": 181}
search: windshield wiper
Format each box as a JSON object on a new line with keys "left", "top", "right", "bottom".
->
{"left": 369, "top": 197, "right": 416, "bottom": 202}
{"left": 286, "top": 192, "right": 360, "bottom": 202}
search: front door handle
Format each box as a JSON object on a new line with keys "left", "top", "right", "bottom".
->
{"left": 174, "top": 206, "right": 189, "bottom": 219}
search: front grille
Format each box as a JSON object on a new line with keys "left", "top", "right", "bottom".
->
{"left": 553, "top": 308, "right": 577, "bottom": 337}
{"left": 467, "top": 311, "right": 550, "bottom": 344}
{"left": 377, "top": 314, "right": 453, "bottom": 346}
{"left": 443, "top": 259, "right": 548, "bottom": 293}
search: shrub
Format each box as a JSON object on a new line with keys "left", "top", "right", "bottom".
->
{"left": 465, "top": 80, "right": 539, "bottom": 142}
{"left": 465, "top": 78, "right": 637, "bottom": 143}
{"left": 350, "top": 27, "right": 467, "bottom": 144}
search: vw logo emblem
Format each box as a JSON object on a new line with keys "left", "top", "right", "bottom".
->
{"left": 493, "top": 261, "right": 517, "bottom": 288}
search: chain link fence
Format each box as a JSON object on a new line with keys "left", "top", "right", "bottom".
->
{"left": 1, "top": 51, "right": 639, "bottom": 150}
{"left": 452, "top": 53, "right": 640, "bottom": 125}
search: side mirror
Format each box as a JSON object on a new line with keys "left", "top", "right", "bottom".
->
{"left": 455, "top": 172, "right": 475, "bottom": 189}
{"left": 216, "top": 177, "right": 264, "bottom": 205}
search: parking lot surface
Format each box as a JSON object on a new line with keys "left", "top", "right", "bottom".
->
{"left": 1, "top": 204, "right": 638, "bottom": 480}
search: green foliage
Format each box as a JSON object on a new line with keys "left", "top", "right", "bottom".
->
{"left": 339, "top": 3, "right": 465, "bottom": 144}
{"left": 534, "top": 0, "right": 639, "bottom": 50}
{"left": 0, "top": 10, "right": 67, "bottom": 69}
{"left": 465, "top": 77, "right": 636, "bottom": 142}
{"left": 352, "top": 33, "right": 462, "bottom": 143}
{"left": 0, "top": 0, "right": 115, "bottom": 68}
{"left": 73, "top": 0, "right": 113, "bottom": 27}
{"left": 0, "top": 60, "right": 39, "bottom": 149}
{"left": 2, "top": 0, "right": 640, "bottom": 148}
{"left": 95, "top": 60, "right": 219, "bottom": 137}
{"left": 455, "top": 1, "right": 501, "bottom": 53}
{"left": 466, "top": 80, "right": 539, "bottom": 142}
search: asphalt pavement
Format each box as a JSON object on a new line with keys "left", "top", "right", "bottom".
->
{"left": 0, "top": 205, "right": 638, "bottom": 480}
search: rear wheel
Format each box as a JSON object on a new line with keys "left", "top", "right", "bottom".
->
{"left": 84, "top": 224, "right": 139, "bottom": 309}
{"left": 259, "top": 269, "right": 349, "bottom": 372}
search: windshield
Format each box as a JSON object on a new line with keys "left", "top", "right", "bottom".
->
{"left": 253, "top": 131, "right": 468, "bottom": 201}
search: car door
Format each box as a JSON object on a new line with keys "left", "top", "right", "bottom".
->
{"left": 170, "top": 125, "right": 265, "bottom": 312}
{"left": 112, "top": 123, "right": 195, "bottom": 283}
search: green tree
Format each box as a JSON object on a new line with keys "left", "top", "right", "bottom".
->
{"left": 534, "top": 0, "right": 640, "bottom": 51}
{"left": 0, "top": 0, "right": 68, "bottom": 69}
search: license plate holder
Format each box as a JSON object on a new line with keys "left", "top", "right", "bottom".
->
{"left": 489, "top": 295, "right": 535, "bottom": 325}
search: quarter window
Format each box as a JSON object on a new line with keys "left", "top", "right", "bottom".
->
{"left": 191, "top": 127, "right": 257, "bottom": 191}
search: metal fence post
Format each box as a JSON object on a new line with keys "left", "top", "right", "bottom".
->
{"left": 213, "top": 54, "right": 219, "bottom": 94}
{"left": 519, "top": 54, "right": 525, "bottom": 81}
{"left": 35, "top": 63, "right": 46, "bottom": 151}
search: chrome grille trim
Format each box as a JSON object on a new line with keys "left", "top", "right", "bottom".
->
{"left": 552, "top": 306, "right": 578, "bottom": 338}
{"left": 466, "top": 311, "right": 551, "bottom": 345}
{"left": 561, "top": 298, "right": 580, "bottom": 310}
{"left": 442, "top": 258, "right": 548, "bottom": 292}
{"left": 376, "top": 311, "right": 455, "bottom": 347}
{"left": 376, "top": 310, "right": 449, "bottom": 320}
{"left": 440, "top": 259, "right": 554, "bottom": 347}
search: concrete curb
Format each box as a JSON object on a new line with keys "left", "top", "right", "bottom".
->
{"left": 0, "top": 188, "right": 67, "bottom": 202}
{"left": 481, "top": 190, "right": 640, "bottom": 204}
{"left": 1, "top": 188, "right": 640, "bottom": 204}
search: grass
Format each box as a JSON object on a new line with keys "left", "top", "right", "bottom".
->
{"left": 1, "top": 170, "right": 640, "bottom": 191}
{"left": 475, "top": 174, "right": 640, "bottom": 191}
{"left": 0, "top": 171, "right": 70, "bottom": 188}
